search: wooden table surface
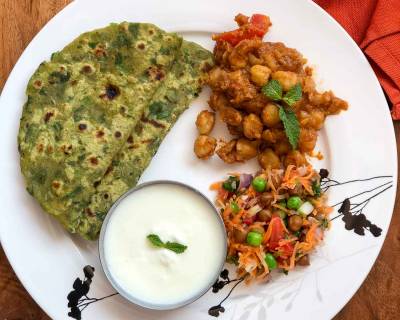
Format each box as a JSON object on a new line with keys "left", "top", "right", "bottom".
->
{"left": 0, "top": 1, "right": 399, "bottom": 319}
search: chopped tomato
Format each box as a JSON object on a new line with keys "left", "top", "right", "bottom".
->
{"left": 217, "top": 188, "right": 229, "bottom": 201}
{"left": 250, "top": 14, "right": 271, "bottom": 36}
{"left": 276, "top": 243, "right": 294, "bottom": 259}
{"left": 243, "top": 216, "right": 256, "bottom": 225}
{"left": 213, "top": 13, "right": 271, "bottom": 46}
{"left": 268, "top": 217, "right": 286, "bottom": 250}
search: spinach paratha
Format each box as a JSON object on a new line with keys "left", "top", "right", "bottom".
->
{"left": 18, "top": 23, "right": 182, "bottom": 233}
{"left": 18, "top": 23, "right": 214, "bottom": 240}
{"left": 77, "top": 41, "right": 213, "bottom": 239}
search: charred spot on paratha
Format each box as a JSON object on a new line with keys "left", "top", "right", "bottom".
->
{"left": 100, "top": 84, "right": 120, "bottom": 100}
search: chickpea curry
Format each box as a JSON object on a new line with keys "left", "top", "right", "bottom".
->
{"left": 194, "top": 13, "right": 348, "bottom": 168}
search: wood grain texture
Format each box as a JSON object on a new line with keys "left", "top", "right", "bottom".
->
{"left": 0, "top": 1, "right": 398, "bottom": 319}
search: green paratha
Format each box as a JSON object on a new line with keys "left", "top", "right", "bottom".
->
{"left": 77, "top": 41, "right": 213, "bottom": 239}
{"left": 18, "top": 22, "right": 214, "bottom": 240}
{"left": 18, "top": 23, "right": 182, "bottom": 232}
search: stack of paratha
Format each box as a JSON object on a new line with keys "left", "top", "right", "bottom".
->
{"left": 18, "top": 22, "right": 213, "bottom": 239}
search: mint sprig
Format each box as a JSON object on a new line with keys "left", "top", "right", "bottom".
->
{"left": 261, "top": 79, "right": 282, "bottom": 101}
{"left": 262, "top": 80, "right": 303, "bottom": 149}
{"left": 282, "top": 83, "right": 302, "bottom": 106}
{"left": 147, "top": 234, "right": 187, "bottom": 254}
{"left": 278, "top": 106, "right": 300, "bottom": 149}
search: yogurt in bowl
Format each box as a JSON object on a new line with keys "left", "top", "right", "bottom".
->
{"left": 99, "top": 181, "right": 227, "bottom": 310}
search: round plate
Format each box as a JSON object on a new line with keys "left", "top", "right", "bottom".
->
{"left": 0, "top": 0, "right": 397, "bottom": 319}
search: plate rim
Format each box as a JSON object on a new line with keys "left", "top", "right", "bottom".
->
{"left": 0, "top": 0, "right": 397, "bottom": 319}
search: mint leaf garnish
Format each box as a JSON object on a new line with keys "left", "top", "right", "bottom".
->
{"left": 278, "top": 106, "right": 300, "bottom": 149}
{"left": 261, "top": 80, "right": 282, "bottom": 101}
{"left": 283, "top": 83, "right": 302, "bottom": 106}
{"left": 165, "top": 241, "right": 188, "bottom": 254}
{"left": 147, "top": 234, "right": 187, "bottom": 254}
{"left": 262, "top": 81, "right": 302, "bottom": 149}
{"left": 147, "top": 234, "right": 164, "bottom": 247}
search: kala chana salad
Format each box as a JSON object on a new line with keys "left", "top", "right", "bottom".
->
{"left": 211, "top": 166, "right": 331, "bottom": 281}
{"left": 194, "top": 13, "right": 348, "bottom": 281}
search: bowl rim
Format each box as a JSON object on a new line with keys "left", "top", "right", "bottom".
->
{"left": 98, "top": 180, "right": 228, "bottom": 310}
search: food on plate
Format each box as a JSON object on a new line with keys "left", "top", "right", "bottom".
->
{"left": 78, "top": 41, "right": 212, "bottom": 239}
{"left": 194, "top": 14, "right": 348, "bottom": 168}
{"left": 18, "top": 23, "right": 212, "bottom": 239}
{"left": 211, "top": 165, "right": 331, "bottom": 281}
{"left": 212, "top": 13, "right": 271, "bottom": 46}
{"left": 194, "top": 135, "right": 217, "bottom": 160}
{"left": 101, "top": 182, "right": 226, "bottom": 307}
{"left": 196, "top": 110, "right": 215, "bottom": 135}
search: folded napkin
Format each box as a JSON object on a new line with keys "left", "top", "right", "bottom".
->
{"left": 315, "top": 0, "right": 400, "bottom": 119}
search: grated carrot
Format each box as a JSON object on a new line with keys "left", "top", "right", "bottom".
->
{"left": 210, "top": 181, "right": 222, "bottom": 190}
{"left": 289, "top": 242, "right": 300, "bottom": 269}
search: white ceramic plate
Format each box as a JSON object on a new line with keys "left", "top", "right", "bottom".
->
{"left": 0, "top": 0, "right": 397, "bottom": 319}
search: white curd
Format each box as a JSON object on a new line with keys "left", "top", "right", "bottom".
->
{"left": 102, "top": 183, "right": 226, "bottom": 307}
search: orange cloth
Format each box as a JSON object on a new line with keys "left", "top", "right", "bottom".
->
{"left": 314, "top": 0, "right": 400, "bottom": 119}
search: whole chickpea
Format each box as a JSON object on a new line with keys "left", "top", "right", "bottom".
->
{"left": 274, "top": 140, "right": 291, "bottom": 156}
{"left": 308, "top": 110, "right": 325, "bottom": 130}
{"left": 243, "top": 113, "right": 263, "bottom": 139}
{"left": 220, "top": 106, "right": 243, "bottom": 126}
{"left": 261, "top": 103, "right": 281, "bottom": 127}
{"left": 249, "top": 225, "right": 265, "bottom": 234}
{"left": 194, "top": 135, "right": 217, "bottom": 159}
{"left": 216, "top": 139, "right": 237, "bottom": 164}
{"left": 288, "top": 215, "right": 303, "bottom": 232}
{"left": 236, "top": 138, "right": 258, "bottom": 161}
{"left": 297, "top": 254, "right": 310, "bottom": 266}
{"left": 298, "top": 128, "right": 317, "bottom": 153}
{"left": 259, "top": 193, "right": 273, "bottom": 208}
{"left": 233, "top": 226, "right": 248, "bottom": 243}
{"left": 250, "top": 65, "right": 271, "bottom": 86}
{"left": 258, "top": 148, "right": 281, "bottom": 169}
{"left": 196, "top": 110, "right": 215, "bottom": 135}
{"left": 257, "top": 209, "right": 272, "bottom": 222}
{"left": 272, "top": 71, "right": 298, "bottom": 91}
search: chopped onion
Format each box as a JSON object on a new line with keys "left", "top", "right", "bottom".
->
{"left": 244, "top": 259, "right": 257, "bottom": 273}
{"left": 276, "top": 194, "right": 287, "bottom": 200}
{"left": 247, "top": 197, "right": 259, "bottom": 208}
{"left": 307, "top": 216, "right": 319, "bottom": 224}
{"left": 239, "top": 173, "right": 253, "bottom": 189}
{"left": 298, "top": 201, "right": 314, "bottom": 216}
{"left": 298, "top": 166, "right": 308, "bottom": 177}
{"left": 248, "top": 204, "right": 263, "bottom": 216}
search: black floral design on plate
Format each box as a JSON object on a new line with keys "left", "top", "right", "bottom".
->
{"left": 67, "top": 265, "right": 118, "bottom": 319}
{"left": 337, "top": 198, "right": 382, "bottom": 236}
{"left": 321, "top": 169, "right": 392, "bottom": 237}
{"left": 208, "top": 269, "right": 245, "bottom": 317}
